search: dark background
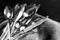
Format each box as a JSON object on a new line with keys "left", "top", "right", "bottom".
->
{"left": 0, "top": 0, "right": 58, "bottom": 22}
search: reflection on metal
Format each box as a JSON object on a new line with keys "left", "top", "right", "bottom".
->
{"left": 0, "top": 3, "right": 48, "bottom": 40}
